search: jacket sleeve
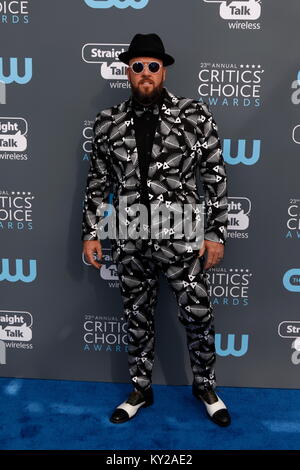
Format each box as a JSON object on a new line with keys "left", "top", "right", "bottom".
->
{"left": 81, "top": 112, "right": 112, "bottom": 241}
{"left": 195, "top": 101, "right": 229, "bottom": 245}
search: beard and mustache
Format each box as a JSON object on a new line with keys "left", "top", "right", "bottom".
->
{"left": 131, "top": 79, "right": 164, "bottom": 106}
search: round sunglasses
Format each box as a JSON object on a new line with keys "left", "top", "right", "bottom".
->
{"left": 129, "top": 61, "right": 162, "bottom": 74}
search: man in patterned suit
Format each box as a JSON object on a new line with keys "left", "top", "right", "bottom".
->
{"left": 82, "top": 33, "right": 230, "bottom": 427}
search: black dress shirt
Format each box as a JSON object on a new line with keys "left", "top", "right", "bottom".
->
{"left": 131, "top": 88, "right": 166, "bottom": 226}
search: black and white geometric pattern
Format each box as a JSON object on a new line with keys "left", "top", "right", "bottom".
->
{"left": 81, "top": 86, "right": 228, "bottom": 246}
{"left": 113, "top": 237, "right": 217, "bottom": 393}
{"left": 81, "top": 87, "right": 228, "bottom": 393}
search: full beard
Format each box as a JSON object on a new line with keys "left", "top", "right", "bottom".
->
{"left": 131, "top": 81, "right": 164, "bottom": 106}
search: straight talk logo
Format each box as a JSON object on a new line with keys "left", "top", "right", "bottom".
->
{"left": 82, "top": 43, "right": 129, "bottom": 84}
{"left": 278, "top": 321, "right": 300, "bottom": 365}
{"left": 203, "top": 0, "right": 261, "bottom": 29}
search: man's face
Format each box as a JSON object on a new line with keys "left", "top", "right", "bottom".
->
{"left": 126, "top": 56, "right": 166, "bottom": 105}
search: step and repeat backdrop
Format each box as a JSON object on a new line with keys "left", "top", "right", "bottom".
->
{"left": 1, "top": 0, "right": 300, "bottom": 389}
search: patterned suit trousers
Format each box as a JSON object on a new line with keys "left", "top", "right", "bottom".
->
{"left": 112, "top": 237, "right": 216, "bottom": 394}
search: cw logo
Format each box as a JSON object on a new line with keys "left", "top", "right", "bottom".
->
{"left": 283, "top": 269, "right": 300, "bottom": 292}
{"left": 215, "top": 333, "right": 249, "bottom": 356}
{"left": 84, "top": 0, "right": 149, "bottom": 8}
{"left": 0, "top": 58, "right": 32, "bottom": 84}
{"left": 223, "top": 138, "right": 261, "bottom": 165}
{"left": 0, "top": 258, "right": 37, "bottom": 283}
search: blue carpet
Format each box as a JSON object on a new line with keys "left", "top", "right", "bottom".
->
{"left": 0, "top": 377, "right": 299, "bottom": 450}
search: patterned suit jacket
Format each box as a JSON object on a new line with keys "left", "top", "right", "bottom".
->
{"left": 81, "top": 86, "right": 228, "bottom": 247}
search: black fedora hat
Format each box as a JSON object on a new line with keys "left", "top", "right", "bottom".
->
{"left": 118, "top": 33, "right": 175, "bottom": 66}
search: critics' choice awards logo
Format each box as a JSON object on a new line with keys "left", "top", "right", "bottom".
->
{"left": 0, "top": 1, "right": 29, "bottom": 24}
{"left": 83, "top": 314, "right": 128, "bottom": 352}
{"left": 198, "top": 62, "right": 264, "bottom": 107}
{"left": 82, "top": 44, "right": 130, "bottom": 85}
{"left": 0, "top": 310, "right": 33, "bottom": 345}
{"left": 0, "top": 190, "right": 34, "bottom": 231}
{"left": 82, "top": 119, "right": 94, "bottom": 160}
{"left": 83, "top": 0, "right": 149, "bottom": 9}
{"left": 205, "top": 266, "right": 252, "bottom": 307}
{"left": 82, "top": 247, "right": 119, "bottom": 287}
{"left": 286, "top": 199, "right": 300, "bottom": 240}
{"left": 203, "top": 0, "right": 261, "bottom": 29}
{"left": 83, "top": 314, "right": 249, "bottom": 357}
{"left": 82, "top": 118, "right": 115, "bottom": 161}
{"left": 278, "top": 321, "right": 300, "bottom": 366}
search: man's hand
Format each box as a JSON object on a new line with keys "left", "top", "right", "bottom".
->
{"left": 82, "top": 240, "right": 103, "bottom": 269}
{"left": 198, "top": 240, "right": 224, "bottom": 270}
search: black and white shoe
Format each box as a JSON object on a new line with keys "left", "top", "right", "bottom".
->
{"left": 192, "top": 385, "right": 231, "bottom": 427}
{"left": 110, "top": 387, "right": 154, "bottom": 424}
